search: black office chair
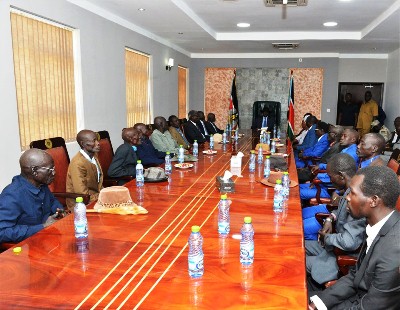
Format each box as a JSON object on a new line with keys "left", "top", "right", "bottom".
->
{"left": 252, "top": 101, "right": 281, "bottom": 130}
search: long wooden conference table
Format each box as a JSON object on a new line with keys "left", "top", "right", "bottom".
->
{"left": 0, "top": 132, "right": 307, "bottom": 309}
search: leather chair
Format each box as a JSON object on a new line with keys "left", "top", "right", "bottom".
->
{"left": 30, "top": 137, "right": 90, "bottom": 207}
{"left": 96, "top": 130, "right": 134, "bottom": 187}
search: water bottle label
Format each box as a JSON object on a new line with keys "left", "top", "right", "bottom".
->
{"left": 273, "top": 199, "right": 283, "bottom": 212}
{"left": 218, "top": 222, "right": 230, "bottom": 234}
{"left": 75, "top": 223, "right": 87, "bottom": 235}
{"left": 240, "top": 242, "right": 254, "bottom": 261}
{"left": 188, "top": 254, "right": 204, "bottom": 271}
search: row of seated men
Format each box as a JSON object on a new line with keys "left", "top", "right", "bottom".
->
{"left": 291, "top": 114, "right": 400, "bottom": 308}
{"left": 0, "top": 110, "right": 224, "bottom": 245}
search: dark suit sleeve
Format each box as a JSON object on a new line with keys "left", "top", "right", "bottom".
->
{"left": 205, "top": 122, "right": 216, "bottom": 135}
{"left": 108, "top": 144, "right": 137, "bottom": 178}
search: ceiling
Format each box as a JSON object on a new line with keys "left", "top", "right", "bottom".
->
{"left": 69, "top": 0, "right": 400, "bottom": 57}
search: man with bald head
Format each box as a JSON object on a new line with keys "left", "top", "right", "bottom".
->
{"left": 0, "top": 149, "right": 64, "bottom": 243}
{"left": 150, "top": 116, "right": 179, "bottom": 155}
{"left": 66, "top": 130, "right": 103, "bottom": 210}
{"left": 356, "top": 132, "right": 386, "bottom": 168}
{"left": 108, "top": 128, "right": 139, "bottom": 184}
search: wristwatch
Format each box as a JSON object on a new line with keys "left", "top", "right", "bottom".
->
{"left": 324, "top": 217, "right": 333, "bottom": 223}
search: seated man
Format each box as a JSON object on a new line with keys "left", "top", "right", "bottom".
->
{"left": 0, "top": 149, "right": 64, "bottom": 243}
{"left": 294, "top": 115, "right": 318, "bottom": 152}
{"left": 168, "top": 115, "right": 190, "bottom": 149}
{"left": 108, "top": 128, "right": 139, "bottom": 184}
{"left": 292, "top": 113, "right": 312, "bottom": 145}
{"left": 356, "top": 132, "right": 386, "bottom": 168}
{"left": 150, "top": 116, "right": 179, "bottom": 155}
{"left": 309, "top": 165, "right": 400, "bottom": 310}
{"left": 251, "top": 107, "right": 275, "bottom": 132}
{"left": 296, "top": 121, "right": 330, "bottom": 168}
{"left": 66, "top": 129, "right": 103, "bottom": 210}
{"left": 134, "top": 123, "right": 165, "bottom": 166}
{"left": 205, "top": 113, "right": 224, "bottom": 135}
{"left": 197, "top": 111, "right": 211, "bottom": 142}
{"left": 183, "top": 110, "right": 206, "bottom": 144}
{"left": 381, "top": 116, "right": 400, "bottom": 162}
{"left": 303, "top": 154, "right": 366, "bottom": 287}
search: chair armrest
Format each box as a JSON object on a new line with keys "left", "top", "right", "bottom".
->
{"left": 53, "top": 192, "right": 90, "bottom": 205}
{"left": 315, "top": 212, "right": 330, "bottom": 226}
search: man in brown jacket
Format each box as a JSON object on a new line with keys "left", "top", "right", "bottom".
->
{"left": 66, "top": 130, "right": 103, "bottom": 210}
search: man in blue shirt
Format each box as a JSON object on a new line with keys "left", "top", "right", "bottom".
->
{"left": 0, "top": 149, "right": 64, "bottom": 243}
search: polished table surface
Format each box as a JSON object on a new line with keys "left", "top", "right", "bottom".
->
{"left": 0, "top": 132, "right": 307, "bottom": 309}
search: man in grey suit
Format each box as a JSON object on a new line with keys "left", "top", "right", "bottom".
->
{"left": 305, "top": 153, "right": 366, "bottom": 287}
{"left": 309, "top": 165, "right": 400, "bottom": 310}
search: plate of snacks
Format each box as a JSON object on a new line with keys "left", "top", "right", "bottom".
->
{"left": 203, "top": 150, "right": 217, "bottom": 155}
{"left": 174, "top": 163, "right": 194, "bottom": 169}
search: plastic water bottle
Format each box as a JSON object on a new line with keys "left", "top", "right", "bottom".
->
{"left": 74, "top": 197, "right": 88, "bottom": 239}
{"left": 218, "top": 194, "right": 230, "bottom": 236}
{"left": 136, "top": 160, "right": 144, "bottom": 187}
{"left": 271, "top": 140, "right": 276, "bottom": 154}
{"left": 277, "top": 127, "right": 281, "bottom": 140}
{"left": 259, "top": 134, "right": 264, "bottom": 144}
{"left": 234, "top": 129, "right": 239, "bottom": 141}
{"left": 240, "top": 217, "right": 254, "bottom": 265}
{"left": 281, "top": 171, "right": 290, "bottom": 199}
{"left": 165, "top": 152, "right": 172, "bottom": 175}
{"left": 222, "top": 132, "right": 227, "bottom": 144}
{"left": 257, "top": 145, "right": 263, "bottom": 164}
{"left": 273, "top": 180, "right": 284, "bottom": 213}
{"left": 266, "top": 132, "right": 271, "bottom": 145}
{"left": 192, "top": 140, "right": 198, "bottom": 157}
{"left": 188, "top": 225, "right": 204, "bottom": 278}
{"left": 263, "top": 156, "right": 271, "bottom": 178}
{"left": 178, "top": 145, "right": 185, "bottom": 163}
{"left": 273, "top": 125, "right": 277, "bottom": 139}
{"left": 209, "top": 135, "right": 214, "bottom": 150}
{"left": 249, "top": 150, "right": 256, "bottom": 172}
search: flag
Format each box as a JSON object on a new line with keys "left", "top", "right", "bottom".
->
{"left": 287, "top": 71, "right": 295, "bottom": 140}
{"left": 229, "top": 71, "right": 239, "bottom": 129}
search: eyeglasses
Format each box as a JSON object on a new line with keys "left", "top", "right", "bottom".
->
{"left": 38, "top": 166, "right": 56, "bottom": 174}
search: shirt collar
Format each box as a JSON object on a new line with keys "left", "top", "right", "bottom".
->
{"left": 18, "top": 174, "right": 41, "bottom": 195}
{"left": 80, "top": 149, "right": 95, "bottom": 163}
{"left": 365, "top": 211, "right": 394, "bottom": 253}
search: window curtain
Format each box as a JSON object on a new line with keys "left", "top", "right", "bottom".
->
{"left": 178, "top": 66, "right": 187, "bottom": 119}
{"left": 125, "top": 48, "right": 150, "bottom": 126}
{"left": 11, "top": 12, "right": 76, "bottom": 150}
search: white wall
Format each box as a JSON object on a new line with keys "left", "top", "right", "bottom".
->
{"left": 383, "top": 49, "right": 400, "bottom": 131}
{"left": 338, "top": 58, "right": 388, "bottom": 82}
{"left": 0, "top": 0, "right": 190, "bottom": 190}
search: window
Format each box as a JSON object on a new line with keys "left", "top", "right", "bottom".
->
{"left": 125, "top": 48, "right": 151, "bottom": 126}
{"left": 178, "top": 66, "right": 188, "bottom": 119}
{"left": 11, "top": 10, "right": 77, "bottom": 150}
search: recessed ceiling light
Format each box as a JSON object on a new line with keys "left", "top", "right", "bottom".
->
{"left": 237, "top": 23, "right": 250, "bottom": 28}
{"left": 323, "top": 21, "right": 338, "bottom": 27}
{"left": 178, "top": 32, "right": 183, "bottom": 35}
{"left": 138, "top": 8, "right": 145, "bottom": 12}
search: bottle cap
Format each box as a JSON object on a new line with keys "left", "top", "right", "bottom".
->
{"left": 221, "top": 194, "right": 227, "bottom": 199}
{"left": 180, "top": 145, "right": 183, "bottom": 147}
{"left": 244, "top": 217, "right": 252, "bottom": 224}
{"left": 283, "top": 171, "right": 289, "bottom": 175}
{"left": 166, "top": 151, "right": 170, "bottom": 155}
{"left": 137, "top": 160, "right": 142, "bottom": 164}
{"left": 13, "top": 246, "right": 22, "bottom": 254}
{"left": 250, "top": 150, "right": 255, "bottom": 154}
{"left": 266, "top": 155, "right": 270, "bottom": 159}
{"left": 211, "top": 134, "right": 213, "bottom": 137}
{"left": 76, "top": 197, "right": 83, "bottom": 203}
{"left": 191, "top": 225, "right": 200, "bottom": 233}
{"left": 276, "top": 180, "right": 282, "bottom": 184}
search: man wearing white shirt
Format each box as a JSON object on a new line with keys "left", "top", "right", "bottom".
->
{"left": 309, "top": 165, "right": 400, "bottom": 310}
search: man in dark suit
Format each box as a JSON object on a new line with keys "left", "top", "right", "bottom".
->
{"left": 251, "top": 107, "right": 275, "bottom": 131}
{"left": 196, "top": 111, "right": 210, "bottom": 141}
{"left": 183, "top": 110, "right": 206, "bottom": 144}
{"left": 309, "top": 165, "right": 400, "bottom": 310}
{"left": 205, "top": 113, "right": 224, "bottom": 134}
{"left": 108, "top": 128, "right": 139, "bottom": 184}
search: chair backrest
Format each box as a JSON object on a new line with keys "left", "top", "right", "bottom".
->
{"left": 390, "top": 148, "right": 400, "bottom": 162}
{"left": 387, "top": 158, "right": 400, "bottom": 177}
{"left": 96, "top": 130, "right": 114, "bottom": 179}
{"left": 30, "top": 137, "right": 70, "bottom": 193}
{"left": 253, "top": 101, "right": 281, "bottom": 128}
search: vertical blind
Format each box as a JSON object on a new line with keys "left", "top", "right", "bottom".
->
{"left": 11, "top": 12, "right": 77, "bottom": 150}
{"left": 125, "top": 48, "right": 150, "bottom": 126}
{"left": 178, "top": 66, "right": 187, "bottom": 119}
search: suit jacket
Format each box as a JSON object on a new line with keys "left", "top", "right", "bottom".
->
{"left": 136, "top": 137, "right": 165, "bottom": 166}
{"left": 197, "top": 120, "right": 210, "bottom": 141}
{"left": 297, "top": 124, "right": 318, "bottom": 151}
{"left": 251, "top": 115, "right": 275, "bottom": 131}
{"left": 205, "top": 121, "right": 224, "bottom": 135}
{"left": 169, "top": 126, "right": 190, "bottom": 149}
{"left": 317, "top": 211, "right": 400, "bottom": 310}
{"left": 183, "top": 121, "right": 206, "bottom": 144}
{"left": 302, "top": 134, "right": 330, "bottom": 157}
{"left": 66, "top": 152, "right": 103, "bottom": 210}
{"left": 307, "top": 189, "right": 366, "bottom": 284}
{"left": 320, "top": 142, "right": 341, "bottom": 163}
{"left": 107, "top": 142, "right": 137, "bottom": 178}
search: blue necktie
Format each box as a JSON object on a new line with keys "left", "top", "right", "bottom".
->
{"left": 262, "top": 117, "right": 267, "bottom": 128}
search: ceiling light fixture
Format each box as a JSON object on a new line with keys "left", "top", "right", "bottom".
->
{"left": 138, "top": 8, "right": 145, "bottom": 12}
{"left": 272, "top": 42, "right": 299, "bottom": 50}
{"left": 264, "top": 0, "right": 307, "bottom": 7}
{"left": 237, "top": 23, "right": 250, "bottom": 28}
{"left": 323, "top": 21, "right": 338, "bottom": 27}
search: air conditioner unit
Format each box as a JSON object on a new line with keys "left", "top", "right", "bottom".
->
{"left": 264, "top": 0, "right": 307, "bottom": 6}
{"left": 272, "top": 43, "right": 299, "bottom": 50}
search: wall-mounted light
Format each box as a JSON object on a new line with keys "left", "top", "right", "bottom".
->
{"left": 166, "top": 58, "right": 174, "bottom": 71}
